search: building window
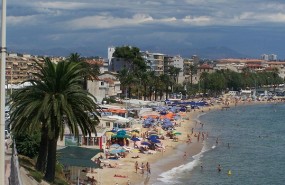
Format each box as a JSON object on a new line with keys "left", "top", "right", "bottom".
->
{"left": 106, "top": 122, "right": 110, "bottom": 127}
{"left": 101, "top": 82, "right": 104, "bottom": 86}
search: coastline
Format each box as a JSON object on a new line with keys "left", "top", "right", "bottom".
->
{"left": 93, "top": 98, "right": 283, "bottom": 185}
{"left": 95, "top": 102, "right": 222, "bottom": 185}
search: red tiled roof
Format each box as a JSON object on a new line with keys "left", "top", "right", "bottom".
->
{"left": 85, "top": 59, "right": 104, "bottom": 66}
{"left": 198, "top": 64, "right": 213, "bottom": 69}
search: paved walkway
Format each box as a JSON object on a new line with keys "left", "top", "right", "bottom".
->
{"left": 5, "top": 138, "right": 12, "bottom": 185}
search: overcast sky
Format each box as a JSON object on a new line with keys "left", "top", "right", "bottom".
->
{"left": 5, "top": 0, "right": 285, "bottom": 58}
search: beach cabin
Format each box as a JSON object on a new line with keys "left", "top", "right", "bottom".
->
{"left": 61, "top": 116, "right": 130, "bottom": 150}
{"left": 240, "top": 89, "right": 252, "bottom": 99}
{"left": 228, "top": 91, "right": 238, "bottom": 96}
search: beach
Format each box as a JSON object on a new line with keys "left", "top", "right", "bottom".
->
{"left": 84, "top": 96, "right": 285, "bottom": 185}
{"left": 90, "top": 99, "right": 233, "bottom": 185}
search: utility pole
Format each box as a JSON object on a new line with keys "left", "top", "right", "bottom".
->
{"left": 0, "top": 0, "right": 6, "bottom": 184}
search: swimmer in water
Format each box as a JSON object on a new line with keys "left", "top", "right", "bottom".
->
{"left": 217, "top": 164, "right": 222, "bottom": 172}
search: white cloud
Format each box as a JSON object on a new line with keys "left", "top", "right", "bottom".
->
{"left": 34, "top": 1, "right": 92, "bottom": 10}
{"left": 182, "top": 16, "right": 212, "bottom": 25}
{"left": 66, "top": 13, "right": 178, "bottom": 29}
{"left": 237, "top": 12, "right": 285, "bottom": 23}
{"left": 258, "top": 2, "right": 285, "bottom": 11}
{"left": 7, "top": 15, "right": 39, "bottom": 26}
{"left": 66, "top": 14, "right": 152, "bottom": 29}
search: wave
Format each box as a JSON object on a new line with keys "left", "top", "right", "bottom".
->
{"left": 193, "top": 112, "right": 206, "bottom": 124}
{"left": 155, "top": 144, "right": 211, "bottom": 184}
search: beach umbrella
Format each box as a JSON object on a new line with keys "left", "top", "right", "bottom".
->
{"left": 112, "top": 134, "right": 131, "bottom": 139}
{"left": 110, "top": 148, "right": 126, "bottom": 154}
{"left": 131, "top": 129, "right": 140, "bottom": 133}
{"left": 105, "top": 131, "right": 115, "bottom": 136}
{"left": 117, "top": 130, "right": 127, "bottom": 135}
{"left": 173, "top": 131, "right": 182, "bottom": 135}
{"left": 141, "top": 141, "right": 151, "bottom": 146}
{"left": 131, "top": 149, "right": 140, "bottom": 153}
{"left": 150, "top": 139, "right": 161, "bottom": 143}
{"left": 130, "top": 137, "right": 141, "bottom": 142}
{"left": 148, "top": 135, "right": 159, "bottom": 140}
{"left": 110, "top": 144, "right": 121, "bottom": 148}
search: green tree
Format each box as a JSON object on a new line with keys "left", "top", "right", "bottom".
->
{"left": 9, "top": 58, "right": 100, "bottom": 182}
{"left": 166, "top": 66, "right": 180, "bottom": 93}
{"left": 199, "top": 72, "right": 210, "bottom": 96}
{"left": 208, "top": 72, "right": 226, "bottom": 96}
{"left": 14, "top": 131, "right": 41, "bottom": 158}
{"left": 67, "top": 53, "right": 101, "bottom": 90}
{"left": 189, "top": 64, "right": 197, "bottom": 87}
{"left": 113, "top": 46, "right": 147, "bottom": 98}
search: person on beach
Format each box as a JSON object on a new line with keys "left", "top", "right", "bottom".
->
{"left": 216, "top": 137, "right": 219, "bottom": 145}
{"left": 127, "top": 179, "right": 131, "bottom": 185}
{"left": 183, "top": 152, "right": 187, "bottom": 160}
{"left": 146, "top": 162, "right": 151, "bottom": 175}
{"left": 187, "top": 136, "right": 192, "bottom": 144}
{"left": 135, "top": 161, "right": 138, "bottom": 173}
{"left": 141, "top": 162, "right": 145, "bottom": 175}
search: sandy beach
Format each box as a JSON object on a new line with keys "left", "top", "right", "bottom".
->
{"left": 86, "top": 97, "right": 282, "bottom": 185}
{"left": 88, "top": 101, "right": 227, "bottom": 185}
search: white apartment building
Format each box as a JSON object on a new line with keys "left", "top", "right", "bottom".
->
{"left": 87, "top": 71, "right": 122, "bottom": 103}
{"left": 173, "top": 55, "right": 184, "bottom": 84}
{"left": 141, "top": 51, "right": 165, "bottom": 76}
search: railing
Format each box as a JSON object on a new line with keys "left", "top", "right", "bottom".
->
{"left": 9, "top": 140, "right": 23, "bottom": 185}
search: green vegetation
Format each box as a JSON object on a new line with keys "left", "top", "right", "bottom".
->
{"left": 9, "top": 55, "right": 100, "bottom": 183}
{"left": 114, "top": 46, "right": 283, "bottom": 98}
{"left": 114, "top": 46, "right": 182, "bottom": 101}
{"left": 19, "top": 155, "right": 68, "bottom": 184}
{"left": 14, "top": 132, "right": 41, "bottom": 158}
{"left": 198, "top": 69, "right": 283, "bottom": 97}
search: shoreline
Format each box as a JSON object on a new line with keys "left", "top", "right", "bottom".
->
{"left": 93, "top": 99, "right": 284, "bottom": 185}
{"left": 95, "top": 102, "right": 222, "bottom": 185}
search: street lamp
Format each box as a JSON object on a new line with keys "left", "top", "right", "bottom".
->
{"left": 0, "top": 0, "right": 6, "bottom": 184}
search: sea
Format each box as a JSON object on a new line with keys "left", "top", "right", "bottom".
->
{"left": 151, "top": 103, "right": 285, "bottom": 185}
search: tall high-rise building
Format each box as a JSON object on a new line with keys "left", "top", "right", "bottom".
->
{"left": 261, "top": 54, "right": 269, "bottom": 61}
{"left": 107, "top": 47, "right": 115, "bottom": 65}
{"left": 261, "top": 53, "right": 277, "bottom": 61}
{"left": 268, "top": 54, "right": 277, "bottom": 61}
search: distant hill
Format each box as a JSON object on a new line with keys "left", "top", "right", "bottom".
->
{"left": 9, "top": 47, "right": 101, "bottom": 58}
{"left": 10, "top": 46, "right": 249, "bottom": 60}
{"left": 190, "top": 46, "right": 249, "bottom": 59}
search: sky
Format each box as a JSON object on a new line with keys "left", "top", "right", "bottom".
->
{"left": 5, "top": 0, "right": 285, "bottom": 59}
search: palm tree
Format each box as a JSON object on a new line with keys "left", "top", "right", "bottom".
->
{"left": 67, "top": 53, "right": 100, "bottom": 90}
{"left": 189, "top": 64, "right": 197, "bottom": 86}
{"left": 9, "top": 58, "right": 100, "bottom": 182}
{"left": 160, "top": 74, "right": 171, "bottom": 100}
{"left": 117, "top": 68, "right": 135, "bottom": 98}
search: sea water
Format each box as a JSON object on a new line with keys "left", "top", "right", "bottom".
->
{"left": 153, "top": 103, "right": 285, "bottom": 185}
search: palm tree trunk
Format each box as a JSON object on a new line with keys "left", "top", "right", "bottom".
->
{"left": 144, "top": 85, "right": 147, "bottom": 101}
{"left": 44, "top": 137, "right": 58, "bottom": 182}
{"left": 36, "top": 125, "right": 48, "bottom": 173}
{"left": 128, "top": 87, "right": 131, "bottom": 99}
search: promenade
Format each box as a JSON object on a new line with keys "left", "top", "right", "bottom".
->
{"left": 5, "top": 138, "right": 12, "bottom": 185}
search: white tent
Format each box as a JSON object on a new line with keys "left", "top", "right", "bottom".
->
{"left": 107, "top": 115, "right": 129, "bottom": 123}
